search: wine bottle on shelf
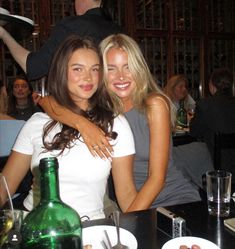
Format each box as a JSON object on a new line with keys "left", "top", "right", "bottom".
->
{"left": 20, "top": 157, "right": 82, "bottom": 249}
{"left": 176, "top": 100, "right": 188, "bottom": 128}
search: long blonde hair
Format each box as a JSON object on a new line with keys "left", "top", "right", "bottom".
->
{"left": 100, "top": 33, "right": 175, "bottom": 126}
{"left": 164, "top": 74, "right": 188, "bottom": 102}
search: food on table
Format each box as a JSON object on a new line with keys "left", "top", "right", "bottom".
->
{"left": 83, "top": 245, "right": 92, "bottom": 249}
{"left": 179, "top": 245, "right": 201, "bottom": 249}
{"left": 191, "top": 245, "right": 201, "bottom": 249}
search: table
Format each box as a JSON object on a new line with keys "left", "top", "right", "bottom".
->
{"left": 82, "top": 209, "right": 158, "bottom": 249}
{"left": 173, "top": 132, "right": 196, "bottom": 146}
{"left": 158, "top": 200, "right": 235, "bottom": 249}
{"left": 83, "top": 198, "right": 235, "bottom": 249}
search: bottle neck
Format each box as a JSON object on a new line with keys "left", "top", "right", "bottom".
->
{"left": 179, "top": 100, "right": 185, "bottom": 109}
{"left": 40, "top": 163, "right": 61, "bottom": 202}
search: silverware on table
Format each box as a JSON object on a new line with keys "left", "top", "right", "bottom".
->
{"left": 101, "top": 239, "right": 109, "bottom": 249}
{"left": 112, "top": 211, "right": 129, "bottom": 249}
{"left": 103, "top": 229, "right": 113, "bottom": 249}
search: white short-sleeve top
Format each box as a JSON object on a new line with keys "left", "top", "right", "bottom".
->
{"left": 13, "top": 112, "right": 135, "bottom": 219}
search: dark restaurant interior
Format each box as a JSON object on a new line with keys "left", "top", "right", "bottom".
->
{"left": 0, "top": 0, "right": 234, "bottom": 98}
{"left": 0, "top": 1, "right": 235, "bottom": 249}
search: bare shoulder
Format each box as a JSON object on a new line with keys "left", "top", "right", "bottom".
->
{"left": 145, "top": 92, "right": 170, "bottom": 111}
{"left": 0, "top": 113, "right": 15, "bottom": 120}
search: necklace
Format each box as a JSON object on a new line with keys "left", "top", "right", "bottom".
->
{"left": 16, "top": 104, "right": 30, "bottom": 109}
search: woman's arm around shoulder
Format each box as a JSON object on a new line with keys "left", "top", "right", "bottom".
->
{"left": 39, "top": 96, "right": 113, "bottom": 159}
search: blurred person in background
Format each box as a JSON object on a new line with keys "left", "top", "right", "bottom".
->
{"left": 190, "top": 68, "right": 235, "bottom": 175}
{"left": 164, "top": 74, "right": 196, "bottom": 112}
{"left": 164, "top": 74, "right": 214, "bottom": 189}
{"left": 7, "top": 76, "right": 41, "bottom": 121}
{"left": 0, "top": 79, "right": 14, "bottom": 120}
{"left": 0, "top": 0, "right": 122, "bottom": 81}
{"left": 0, "top": 79, "right": 8, "bottom": 114}
{"left": 1, "top": 77, "right": 37, "bottom": 207}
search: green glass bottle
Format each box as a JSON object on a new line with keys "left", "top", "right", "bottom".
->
{"left": 20, "top": 157, "right": 82, "bottom": 249}
{"left": 176, "top": 100, "right": 188, "bottom": 128}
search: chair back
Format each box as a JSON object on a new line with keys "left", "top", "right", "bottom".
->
{"left": 214, "top": 132, "right": 235, "bottom": 170}
{"left": 0, "top": 120, "right": 25, "bottom": 157}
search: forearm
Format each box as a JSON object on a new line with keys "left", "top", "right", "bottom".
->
{"left": 117, "top": 187, "right": 137, "bottom": 212}
{"left": 126, "top": 176, "right": 165, "bottom": 211}
{"left": 39, "top": 96, "right": 86, "bottom": 130}
{"left": 1, "top": 151, "right": 31, "bottom": 205}
{"left": 39, "top": 96, "right": 113, "bottom": 158}
{"left": 0, "top": 27, "right": 29, "bottom": 72}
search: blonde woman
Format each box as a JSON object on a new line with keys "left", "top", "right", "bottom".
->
{"left": 164, "top": 74, "right": 195, "bottom": 111}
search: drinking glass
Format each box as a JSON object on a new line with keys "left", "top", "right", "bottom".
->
{"left": 187, "top": 105, "right": 195, "bottom": 120}
{"left": 0, "top": 174, "right": 15, "bottom": 247}
{"left": 206, "top": 170, "right": 232, "bottom": 217}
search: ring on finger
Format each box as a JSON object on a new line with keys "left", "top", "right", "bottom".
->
{"left": 92, "top": 145, "right": 99, "bottom": 149}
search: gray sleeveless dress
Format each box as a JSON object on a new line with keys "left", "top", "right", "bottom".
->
{"left": 125, "top": 108, "right": 200, "bottom": 208}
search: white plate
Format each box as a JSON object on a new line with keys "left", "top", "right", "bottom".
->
{"left": 11, "top": 15, "right": 34, "bottom": 25}
{"left": 0, "top": 7, "right": 10, "bottom": 26}
{"left": 0, "top": 7, "right": 10, "bottom": 15}
{"left": 162, "top": 236, "right": 220, "bottom": 249}
{"left": 82, "top": 225, "right": 138, "bottom": 249}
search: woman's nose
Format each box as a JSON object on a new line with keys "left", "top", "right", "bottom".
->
{"left": 84, "top": 71, "right": 91, "bottom": 82}
{"left": 117, "top": 71, "right": 124, "bottom": 81}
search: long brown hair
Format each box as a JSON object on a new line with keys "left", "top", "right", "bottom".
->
{"left": 7, "top": 76, "right": 34, "bottom": 115}
{"left": 43, "top": 35, "right": 116, "bottom": 154}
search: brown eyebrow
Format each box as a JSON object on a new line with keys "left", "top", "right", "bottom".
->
{"left": 107, "top": 63, "right": 128, "bottom": 67}
{"left": 70, "top": 63, "right": 100, "bottom": 67}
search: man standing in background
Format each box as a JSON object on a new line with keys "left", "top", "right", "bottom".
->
{"left": 0, "top": 0, "right": 122, "bottom": 80}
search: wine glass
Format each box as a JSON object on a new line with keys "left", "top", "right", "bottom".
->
{"left": 187, "top": 105, "right": 195, "bottom": 126}
{"left": 187, "top": 105, "right": 195, "bottom": 119}
{"left": 0, "top": 174, "right": 15, "bottom": 247}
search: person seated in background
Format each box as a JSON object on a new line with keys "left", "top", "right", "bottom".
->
{"left": 190, "top": 68, "right": 235, "bottom": 175}
{"left": 0, "top": 79, "right": 8, "bottom": 114}
{"left": 164, "top": 74, "right": 196, "bottom": 112}
{"left": 159, "top": 73, "right": 213, "bottom": 190}
{"left": 7, "top": 76, "right": 41, "bottom": 121}
{"left": 1, "top": 76, "right": 38, "bottom": 208}
{"left": 0, "top": 79, "right": 14, "bottom": 120}
{"left": 1, "top": 35, "right": 137, "bottom": 219}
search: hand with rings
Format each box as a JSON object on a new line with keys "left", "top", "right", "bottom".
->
{"left": 91, "top": 141, "right": 112, "bottom": 161}
{"left": 92, "top": 145, "right": 99, "bottom": 150}
{"left": 77, "top": 117, "right": 114, "bottom": 159}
